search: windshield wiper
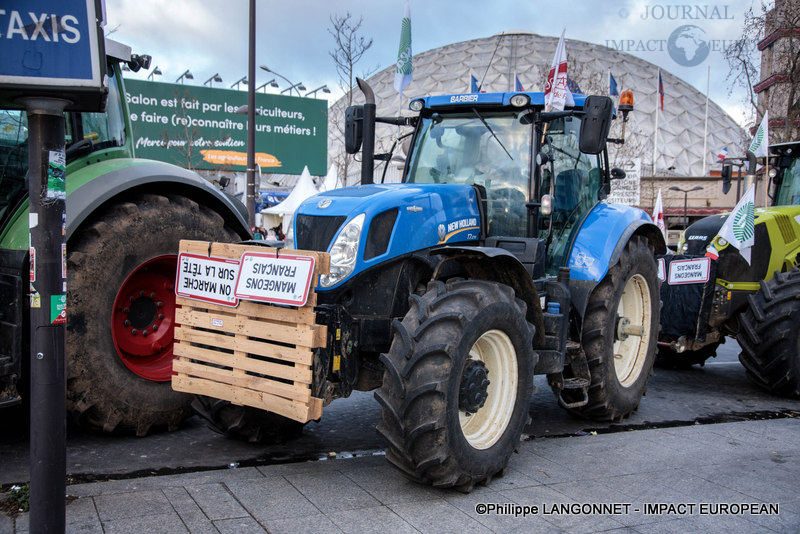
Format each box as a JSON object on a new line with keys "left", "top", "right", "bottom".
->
{"left": 471, "top": 108, "right": 513, "bottom": 161}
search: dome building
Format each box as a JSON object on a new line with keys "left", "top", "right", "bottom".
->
{"left": 328, "top": 30, "right": 748, "bottom": 186}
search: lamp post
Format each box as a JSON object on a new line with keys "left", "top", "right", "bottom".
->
{"left": 256, "top": 79, "right": 279, "bottom": 92}
{"left": 147, "top": 66, "right": 162, "bottom": 80}
{"left": 305, "top": 85, "right": 331, "bottom": 98}
{"left": 204, "top": 73, "right": 223, "bottom": 87}
{"left": 176, "top": 69, "right": 193, "bottom": 84}
{"left": 246, "top": 0, "right": 256, "bottom": 229}
{"left": 280, "top": 82, "right": 306, "bottom": 96}
{"left": 669, "top": 185, "right": 703, "bottom": 230}
{"left": 260, "top": 65, "right": 305, "bottom": 96}
{"left": 231, "top": 76, "right": 248, "bottom": 90}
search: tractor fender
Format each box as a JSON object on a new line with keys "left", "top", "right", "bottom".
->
{"left": 567, "top": 203, "right": 667, "bottom": 283}
{"left": 66, "top": 159, "right": 250, "bottom": 240}
{"left": 430, "top": 245, "right": 545, "bottom": 346}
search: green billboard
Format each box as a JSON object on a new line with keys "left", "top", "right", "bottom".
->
{"left": 124, "top": 79, "right": 327, "bottom": 175}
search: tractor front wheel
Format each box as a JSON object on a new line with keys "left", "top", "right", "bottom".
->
{"left": 375, "top": 279, "right": 536, "bottom": 492}
{"left": 738, "top": 269, "right": 800, "bottom": 398}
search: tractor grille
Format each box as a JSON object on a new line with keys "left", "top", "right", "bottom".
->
{"left": 774, "top": 214, "right": 797, "bottom": 244}
{"left": 364, "top": 209, "right": 398, "bottom": 260}
{"left": 295, "top": 215, "right": 346, "bottom": 252}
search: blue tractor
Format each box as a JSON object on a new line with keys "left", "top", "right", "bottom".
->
{"left": 197, "top": 80, "right": 666, "bottom": 491}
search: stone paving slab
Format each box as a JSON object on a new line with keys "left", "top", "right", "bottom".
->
{"left": 3, "top": 419, "right": 798, "bottom": 533}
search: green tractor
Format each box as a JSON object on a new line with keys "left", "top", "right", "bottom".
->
{"left": 657, "top": 141, "right": 800, "bottom": 398}
{"left": 0, "top": 39, "right": 250, "bottom": 434}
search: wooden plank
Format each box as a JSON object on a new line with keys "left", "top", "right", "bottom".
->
{"left": 175, "top": 295, "right": 317, "bottom": 325}
{"left": 175, "top": 307, "right": 324, "bottom": 348}
{"left": 174, "top": 326, "right": 315, "bottom": 365}
{"left": 172, "top": 374, "right": 319, "bottom": 423}
{"left": 173, "top": 343, "right": 312, "bottom": 384}
{"left": 173, "top": 359, "right": 311, "bottom": 403}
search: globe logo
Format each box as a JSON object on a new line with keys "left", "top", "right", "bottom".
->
{"left": 667, "top": 25, "right": 710, "bottom": 67}
{"left": 619, "top": 8, "right": 629, "bottom": 18}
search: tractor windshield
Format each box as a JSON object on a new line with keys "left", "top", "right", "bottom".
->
{"left": 0, "top": 109, "right": 28, "bottom": 229}
{"left": 775, "top": 156, "right": 800, "bottom": 206}
{"left": 405, "top": 110, "right": 532, "bottom": 237}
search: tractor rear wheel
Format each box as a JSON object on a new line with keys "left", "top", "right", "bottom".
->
{"left": 567, "top": 236, "right": 659, "bottom": 421}
{"left": 375, "top": 279, "right": 535, "bottom": 492}
{"left": 67, "top": 194, "right": 241, "bottom": 435}
{"left": 738, "top": 269, "right": 800, "bottom": 398}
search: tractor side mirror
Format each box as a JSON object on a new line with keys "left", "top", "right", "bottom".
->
{"left": 344, "top": 105, "right": 364, "bottom": 154}
{"left": 579, "top": 96, "right": 614, "bottom": 155}
{"left": 721, "top": 164, "right": 732, "bottom": 194}
{"left": 611, "top": 167, "right": 626, "bottom": 180}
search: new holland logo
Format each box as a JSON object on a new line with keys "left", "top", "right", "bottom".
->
{"left": 438, "top": 224, "right": 446, "bottom": 241}
{"left": 317, "top": 199, "right": 332, "bottom": 209}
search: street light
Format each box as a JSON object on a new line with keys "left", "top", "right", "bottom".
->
{"left": 260, "top": 65, "right": 304, "bottom": 95}
{"left": 231, "top": 76, "right": 248, "bottom": 90}
{"left": 669, "top": 185, "right": 703, "bottom": 230}
{"left": 204, "top": 73, "right": 223, "bottom": 87}
{"left": 147, "top": 66, "right": 162, "bottom": 80}
{"left": 256, "top": 79, "right": 279, "bottom": 92}
{"left": 280, "top": 82, "right": 306, "bottom": 96}
{"left": 305, "top": 85, "right": 331, "bottom": 98}
{"left": 176, "top": 69, "right": 193, "bottom": 84}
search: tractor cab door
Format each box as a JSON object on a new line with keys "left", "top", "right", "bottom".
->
{"left": 539, "top": 116, "right": 605, "bottom": 274}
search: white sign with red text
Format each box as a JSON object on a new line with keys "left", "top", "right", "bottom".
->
{"left": 234, "top": 252, "right": 315, "bottom": 306}
{"left": 176, "top": 253, "right": 240, "bottom": 307}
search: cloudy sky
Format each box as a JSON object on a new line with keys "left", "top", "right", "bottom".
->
{"left": 107, "top": 0, "right": 763, "bottom": 128}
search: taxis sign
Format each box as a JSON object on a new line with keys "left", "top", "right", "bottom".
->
{"left": 0, "top": 0, "right": 106, "bottom": 111}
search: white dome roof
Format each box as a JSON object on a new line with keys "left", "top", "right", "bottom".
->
{"left": 329, "top": 32, "right": 748, "bottom": 180}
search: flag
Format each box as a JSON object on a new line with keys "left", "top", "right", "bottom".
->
{"left": 393, "top": 1, "right": 413, "bottom": 96}
{"left": 717, "top": 147, "right": 728, "bottom": 161}
{"left": 470, "top": 74, "right": 479, "bottom": 93}
{"left": 715, "top": 184, "right": 756, "bottom": 264}
{"left": 515, "top": 75, "right": 524, "bottom": 92}
{"left": 748, "top": 111, "right": 769, "bottom": 158}
{"left": 545, "top": 28, "right": 571, "bottom": 111}
{"left": 609, "top": 71, "right": 619, "bottom": 96}
{"left": 567, "top": 78, "right": 582, "bottom": 95}
{"left": 658, "top": 71, "right": 664, "bottom": 110}
{"left": 652, "top": 188, "right": 666, "bottom": 240}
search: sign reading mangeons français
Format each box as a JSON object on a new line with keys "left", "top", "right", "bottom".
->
{"left": 234, "top": 252, "right": 316, "bottom": 307}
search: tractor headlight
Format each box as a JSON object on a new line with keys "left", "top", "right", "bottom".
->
{"left": 540, "top": 194, "right": 553, "bottom": 216}
{"left": 510, "top": 94, "right": 530, "bottom": 107}
{"left": 409, "top": 99, "right": 424, "bottom": 112}
{"left": 320, "top": 213, "right": 365, "bottom": 288}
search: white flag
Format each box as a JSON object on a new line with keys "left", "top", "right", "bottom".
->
{"left": 717, "top": 184, "right": 756, "bottom": 264}
{"left": 544, "top": 29, "right": 572, "bottom": 111}
{"left": 652, "top": 188, "right": 666, "bottom": 240}
{"left": 393, "top": 1, "right": 413, "bottom": 96}
{"left": 748, "top": 110, "right": 769, "bottom": 158}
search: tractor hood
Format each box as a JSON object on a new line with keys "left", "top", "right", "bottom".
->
{"left": 294, "top": 183, "right": 481, "bottom": 289}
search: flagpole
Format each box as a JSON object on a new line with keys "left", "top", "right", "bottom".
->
{"left": 652, "top": 68, "right": 659, "bottom": 174}
{"left": 702, "top": 65, "right": 710, "bottom": 176}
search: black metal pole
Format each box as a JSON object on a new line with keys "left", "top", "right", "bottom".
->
{"left": 246, "top": 0, "right": 256, "bottom": 229}
{"left": 23, "top": 97, "right": 69, "bottom": 534}
{"left": 356, "top": 78, "right": 375, "bottom": 185}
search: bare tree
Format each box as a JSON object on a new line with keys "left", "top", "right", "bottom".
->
{"left": 725, "top": 0, "right": 800, "bottom": 141}
{"left": 328, "top": 12, "right": 375, "bottom": 182}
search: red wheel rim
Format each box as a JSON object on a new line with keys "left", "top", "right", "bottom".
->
{"left": 111, "top": 255, "right": 177, "bottom": 381}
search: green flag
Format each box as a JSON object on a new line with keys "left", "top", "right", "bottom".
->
{"left": 394, "top": 1, "right": 412, "bottom": 96}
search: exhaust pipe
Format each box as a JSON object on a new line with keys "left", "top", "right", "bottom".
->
{"left": 357, "top": 78, "right": 376, "bottom": 186}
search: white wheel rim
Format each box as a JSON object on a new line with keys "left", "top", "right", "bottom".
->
{"left": 459, "top": 329, "right": 518, "bottom": 450}
{"left": 613, "top": 273, "right": 652, "bottom": 387}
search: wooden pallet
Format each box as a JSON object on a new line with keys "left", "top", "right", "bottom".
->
{"left": 172, "top": 240, "right": 330, "bottom": 423}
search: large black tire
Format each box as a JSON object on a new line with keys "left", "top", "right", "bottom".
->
{"left": 738, "top": 269, "right": 800, "bottom": 398}
{"left": 191, "top": 396, "right": 305, "bottom": 443}
{"left": 568, "top": 236, "right": 660, "bottom": 421}
{"left": 655, "top": 341, "right": 722, "bottom": 369}
{"left": 67, "top": 193, "right": 241, "bottom": 435}
{"left": 375, "top": 279, "right": 536, "bottom": 492}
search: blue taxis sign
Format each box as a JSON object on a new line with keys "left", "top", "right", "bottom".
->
{"left": 0, "top": 0, "right": 105, "bottom": 110}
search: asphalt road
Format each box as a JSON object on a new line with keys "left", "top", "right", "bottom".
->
{"left": 2, "top": 340, "right": 799, "bottom": 486}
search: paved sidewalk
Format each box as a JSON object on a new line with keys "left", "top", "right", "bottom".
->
{"left": 2, "top": 418, "right": 798, "bottom": 533}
